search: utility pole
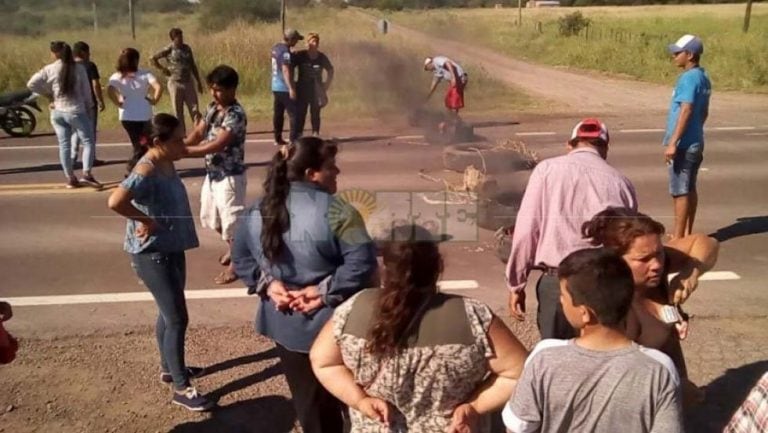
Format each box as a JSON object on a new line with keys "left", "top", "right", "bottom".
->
{"left": 129, "top": 0, "right": 136, "bottom": 40}
{"left": 744, "top": 0, "right": 753, "bottom": 33}
{"left": 518, "top": 0, "right": 522, "bottom": 26}
{"left": 281, "top": 0, "right": 286, "bottom": 34}
{"left": 92, "top": 1, "right": 98, "bottom": 33}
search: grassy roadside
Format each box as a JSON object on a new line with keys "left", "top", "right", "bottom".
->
{"left": 0, "top": 7, "right": 534, "bottom": 132}
{"left": 385, "top": 4, "right": 768, "bottom": 93}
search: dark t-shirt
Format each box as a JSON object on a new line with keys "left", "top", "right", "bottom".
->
{"left": 292, "top": 50, "right": 333, "bottom": 91}
{"left": 78, "top": 60, "right": 100, "bottom": 106}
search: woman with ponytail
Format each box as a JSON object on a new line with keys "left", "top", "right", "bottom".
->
{"left": 108, "top": 114, "right": 212, "bottom": 412}
{"left": 28, "top": 41, "right": 100, "bottom": 188}
{"left": 582, "top": 207, "right": 719, "bottom": 406}
{"left": 231, "top": 136, "right": 378, "bottom": 433}
{"left": 309, "top": 224, "right": 529, "bottom": 433}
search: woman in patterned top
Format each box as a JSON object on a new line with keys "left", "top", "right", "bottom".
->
{"left": 310, "top": 224, "right": 529, "bottom": 433}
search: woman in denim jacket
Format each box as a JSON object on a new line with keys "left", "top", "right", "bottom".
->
{"left": 107, "top": 114, "right": 212, "bottom": 412}
{"left": 232, "top": 137, "right": 378, "bottom": 433}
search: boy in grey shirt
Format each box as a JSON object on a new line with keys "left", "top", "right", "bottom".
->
{"left": 503, "top": 248, "right": 683, "bottom": 433}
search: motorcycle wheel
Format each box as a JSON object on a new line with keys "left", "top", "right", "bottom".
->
{"left": 2, "top": 107, "right": 36, "bottom": 137}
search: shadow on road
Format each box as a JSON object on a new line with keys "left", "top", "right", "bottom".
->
{"left": 177, "top": 161, "right": 271, "bottom": 180}
{"left": 0, "top": 132, "right": 56, "bottom": 141}
{"left": 204, "top": 347, "right": 278, "bottom": 376}
{"left": 469, "top": 120, "right": 520, "bottom": 129}
{"left": 709, "top": 216, "right": 768, "bottom": 242}
{"left": 0, "top": 159, "right": 128, "bottom": 176}
{"left": 168, "top": 395, "right": 296, "bottom": 433}
{"left": 686, "top": 360, "right": 768, "bottom": 432}
{"left": 205, "top": 347, "right": 282, "bottom": 403}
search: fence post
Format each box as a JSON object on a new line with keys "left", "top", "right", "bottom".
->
{"left": 585, "top": 23, "right": 589, "bottom": 41}
{"left": 536, "top": 21, "right": 543, "bottom": 34}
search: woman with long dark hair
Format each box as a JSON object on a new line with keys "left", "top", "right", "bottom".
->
{"left": 232, "top": 136, "right": 378, "bottom": 433}
{"left": 309, "top": 224, "right": 529, "bottom": 433}
{"left": 108, "top": 114, "right": 212, "bottom": 412}
{"left": 107, "top": 48, "right": 163, "bottom": 175}
{"left": 582, "top": 207, "right": 719, "bottom": 406}
{"left": 28, "top": 41, "right": 100, "bottom": 188}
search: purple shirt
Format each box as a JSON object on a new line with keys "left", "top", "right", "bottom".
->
{"left": 506, "top": 147, "right": 638, "bottom": 293}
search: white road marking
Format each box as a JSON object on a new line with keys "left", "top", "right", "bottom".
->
{"left": 5, "top": 280, "right": 480, "bottom": 306}
{"left": 667, "top": 271, "right": 740, "bottom": 282}
{"left": 710, "top": 126, "right": 756, "bottom": 131}
{"left": 2, "top": 125, "right": 761, "bottom": 151}
{"left": 515, "top": 132, "right": 556, "bottom": 137}
{"left": 438, "top": 280, "right": 480, "bottom": 290}
{"left": 620, "top": 128, "right": 665, "bottom": 133}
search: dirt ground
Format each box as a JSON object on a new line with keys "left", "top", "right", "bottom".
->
{"left": 1, "top": 313, "right": 766, "bottom": 433}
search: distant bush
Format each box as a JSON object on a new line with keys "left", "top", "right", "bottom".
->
{"left": 199, "top": 0, "right": 281, "bottom": 31}
{"left": 558, "top": 11, "right": 590, "bottom": 36}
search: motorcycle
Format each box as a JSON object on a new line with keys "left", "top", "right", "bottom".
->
{"left": 0, "top": 90, "right": 41, "bottom": 137}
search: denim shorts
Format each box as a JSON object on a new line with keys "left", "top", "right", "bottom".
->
{"left": 669, "top": 144, "right": 704, "bottom": 196}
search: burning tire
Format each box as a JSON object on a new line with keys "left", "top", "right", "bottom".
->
{"left": 476, "top": 190, "right": 522, "bottom": 231}
{"left": 443, "top": 144, "right": 527, "bottom": 174}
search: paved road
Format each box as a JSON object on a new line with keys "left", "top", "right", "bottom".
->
{"left": 1, "top": 116, "right": 766, "bottom": 320}
{"left": 1, "top": 116, "right": 767, "bottom": 432}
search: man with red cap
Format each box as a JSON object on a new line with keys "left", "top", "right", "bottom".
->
{"left": 506, "top": 119, "right": 638, "bottom": 339}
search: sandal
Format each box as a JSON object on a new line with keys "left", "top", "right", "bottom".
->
{"left": 218, "top": 251, "right": 231, "bottom": 266}
{"left": 214, "top": 270, "right": 238, "bottom": 285}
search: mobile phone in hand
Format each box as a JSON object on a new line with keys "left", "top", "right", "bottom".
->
{"left": 660, "top": 305, "right": 683, "bottom": 324}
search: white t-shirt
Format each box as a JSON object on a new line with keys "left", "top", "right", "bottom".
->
{"left": 432, "top": 56, "right": 466, "bottom": 82}
{"left": 108, "top": 69, "right": 157, "bottom": 121}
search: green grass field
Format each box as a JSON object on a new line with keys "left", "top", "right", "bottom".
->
{"left": 387, "top": 4, "right": 768, "bottom": 92}
{"left": 0, "top": 7, "right": 532, "bottom": 131}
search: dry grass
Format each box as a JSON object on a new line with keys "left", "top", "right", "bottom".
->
{"left": 0, "top": 7, "right": 533, "bottom": 130}
{"left": 387, "top": 4, "right": 768, "bottom": 92}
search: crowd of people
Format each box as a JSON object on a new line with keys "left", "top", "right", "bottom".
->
{"left": 7, "top": 24, "right": 751, "bottom": 432}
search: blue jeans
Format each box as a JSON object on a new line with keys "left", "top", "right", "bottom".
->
{"left": 131, "top": 251, "right": 190, "bottom": 390}
{"left": 669, "top": 144, "right": 704, "bottom": 196}
{"left": 50, "top": 110, "right": 95, "bottom": 179}
{"left": 70, "top": 107, "right": 97, "bottom": 161}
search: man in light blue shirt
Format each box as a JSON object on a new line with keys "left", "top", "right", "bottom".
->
{"left": 663, "top": 34, "right": 711, "bottom": 239}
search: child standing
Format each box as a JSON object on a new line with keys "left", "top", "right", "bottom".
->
{"left": 503, "top": 247, "right": 684, "bottom": 433}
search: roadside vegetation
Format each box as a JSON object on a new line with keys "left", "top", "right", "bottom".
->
{"left": 387, "top": 4, "right": 768, "bottom": 92}
{"left": 0, "top": 5, "right": 532, "bottom": 131}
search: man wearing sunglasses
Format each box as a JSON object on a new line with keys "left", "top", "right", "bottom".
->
{"left": 663, "top": 35, "right": 711, "bottom": 240}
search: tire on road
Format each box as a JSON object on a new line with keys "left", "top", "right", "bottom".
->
{"left": 443, "top": 144, "right": 527, "bottom": 174}
{"left": 476, "top": 190, "right": 522, "bottom": 232}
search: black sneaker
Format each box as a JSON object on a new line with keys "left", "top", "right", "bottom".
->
{"left": 66, "top": 177, "right": 81, "bottom": 189}
{"left": 172, "top": 387, "right": 214, "bottom": 412}
{"left": 79, "top": 174, "right": 102, "bottom": 189}
{"left": 160, "top": 366, "right": 206, "bottom": 384}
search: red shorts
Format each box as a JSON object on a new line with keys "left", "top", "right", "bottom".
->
{"left": 445, "top": 81, "right": 466, "bottom": 111}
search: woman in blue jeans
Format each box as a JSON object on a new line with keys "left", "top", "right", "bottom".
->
{"left": 107, "top": 113, "right": 213, "bottom": 412}
{"left": 28, "top": 41, "right": 100, "bottom": 189}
